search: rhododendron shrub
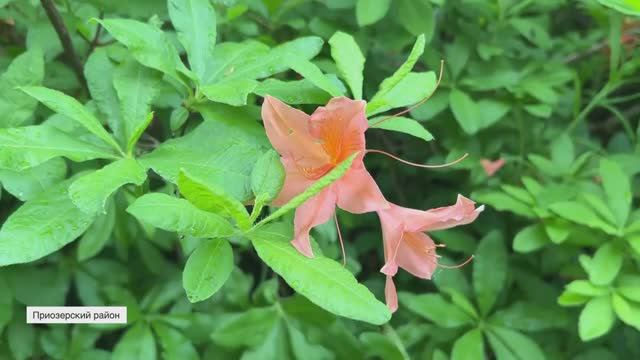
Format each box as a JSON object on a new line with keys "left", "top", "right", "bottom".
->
{"left": 1, "top": 0, "right": 639, "bottom": 358}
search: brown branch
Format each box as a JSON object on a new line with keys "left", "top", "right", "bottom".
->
{"left": 40, "top": 0, "right": 87, "bottom": 91}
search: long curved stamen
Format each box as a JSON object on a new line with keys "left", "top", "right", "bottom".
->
{"left": 436, "top": 255, "right": 474, "bottom": 269}
{"left": 366, "top": 150, "right": 468, "bottom": 169}
{"left": 370, "top": 60, "right": 445, "bottom": 128}
{"left": 334, "top": 213, "right": 347, "bottom": 267}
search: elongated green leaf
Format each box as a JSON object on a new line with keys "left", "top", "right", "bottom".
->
{"left": 248, "top": 223, "right": 390, "bottom": 324}
{"left": 212, "top": 306, "right": 280, "bottom": 348}
{"left": 286, "top": 55, "right": 343, "bottom": 97}
{"left": 96, "top": 18, "right": 183, "bottom": 82}
{"left": 253, "top": 78, "right": 332, "bottom": 104}
{"left": 369, "top": 116, "right": 433, "bottom": 142}
{"left": 127, "top": 193, "right": 234, "bottom": 238}
{"left": 598, "top": 0, "right": 640, "bottom": 16}
{"left": 20, "top": 86, "right": 121, "bottom": 152}
{"left": 549, "top": 201, "right": 618, "bottom": 235}
{"left": 579, "top": 296, "right": 615, "bottom": 341}
{"left": 513, "top": 224, "right": 549, "bottom": 253}
{"left": 0, "top": 158, "right": 66, "bottom": 201}
{"left": 473, "top": 231, "right": 507, "bottom": 315}
{"left": 451, "top": 328, "right": 484, "bottom": 360}
{"left": 177, "top": 170, "right": 251, "bottom": 230}
{"left": 489, "top": 301, "right": 569, "bottom": 331}
{"left": 251, "top": 150, "right": 285, "bottom": 203}
{"left": 256, "top": 152, "right": 357, "bottom": 227}
{"left": 368, "top": 72, "right": 437, "bottom": 116}
{"left": 397, "top": 0, "right": 435, "bottom": 40}
{"left": 0, "top": 49, "right": 44, "bottom": 128}
{"left": 600, "top": 159, "right": 631, "bottom": 228}
{"left": 182, "top": 238, "right": 233, "bottom": 302}
{"left": 486, "top": 326, "right": 545, "bottom": 360}
{"left": 69, "top": 158, "right": 148, "bottom": 215}
{"left": 399, "top": 292, "right": 473, "bottom": 328}
{"left": 0, "top": 177, "right": 95, "bottom": 266}
{"left": 588, "top": 243, "right": 623, "bottom": 285}
{"left": 611, "top": 293, "right": 640, "bottom": 331}
{"left": 152, "top": 322, "right": 199, "bottom": 360}
{"left": 168, "top": 0, "right": 216, "bottom": 81}
{"left": 356, "top": 0, "right": 391, "bottom": 26}
{"left": 0, "top": 125, "right": 117, "bottom": 171}
{"left": 368, "top": 35, "right": 425, "bottom": 111}
{"left": 77, "top": 198, "right": 116, "bottom": 261}
{"left": 84, "top": 48, "right": 122, "bottom": 141}
{"left": 329, "top": 31, "right": 365, "bottom": 99}
{"left": 200, "top": 78, "right": 258, "bottom": 106}
{"left": 113, "top": 323, "right": 156, "bottom": 360}
{"left": 450, "top": 89, "right": 479, "bottom": 134}
{"left": 113, "top": 61, "right": 160, "bottom": 154}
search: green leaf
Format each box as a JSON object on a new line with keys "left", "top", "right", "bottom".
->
{"left": 472, "top": 191, "right": 536, "bottom": 218}
{"left": 565, "top": 280, "right": 610, "bottom": 297}
{"left": 549, "top": 201, "right": 618, "bottom": 235}
{"left": 168, "top": 0, "right": 216, "bottom": 81}
{"left": 248, "top": 223, "right": 391, "bottom": 324}
{"left": 367, "top": 72, "right": 437, "bottom": 116}
{"left": 0, "top": 158, "right": 66, "bottom": 201}
{"left": 597, "top": 0, "right": 640, "bottom": 16}
{"left": 489, "top": 301, "right": 569, "bottom": 331}
{"left": 588, "top": 243, "right": 623, "bottom": 285}
{"left": 0, "top": 275, "right": 12, "bottom": 333}
{"left": 286, "top": 55, "right": 344, "bottom": 97}
{"left": 200, "top": 78, "right": 258, "bottom": 106}
{"left": 0, "top": 49, "right": 44, "bottom": 128}
{"left": 451, "top": 328, "right": 484, "bottom": 360}
{"left": 177, "top": 170, "right": 251, "bottom": 230}
{"left": 356, "top": 0, "right": 391, "bottom": 26}
{"left": 182, "top": 238, "right": 233, "bottom": 302}
{"left": 212, "top": 306, "right": 280, "bottom": 348}
{"left": 84, "top": 49, "right": 122, "bottom": 141}
{"left": 617, "top": 274, "right": 640, "bottom": 302}
{"left": 486, "top": 326, "right": 545, "bottom": 360}
{"left": 513, "top": 224, "right": 549, "bottom": 253}
{"left": 113, "top": 61, "right": 161, "bottom": 154}
{"left": 253, "top": 78, "right": 333, "bottom": 104}
{"left": 152, "top": 322, "right": 199, "bottom": 360}
{"left": 127, "top": 193, "right": 234, "bottom": 238}
{"left": 69, "top": 158, "right": 147, "bottom": 215}
{"left": 96, "top": 18, "right": 184, "bottom": 85}
{"left": 8, "top": 319, "right": 35, "bottom": 360}
{"left": 286, "top": 321, "right": 334, "bottom": 360}
{"left": 449, "top": 88, "right": 477, "bottom": 134}
{"left": 329, "top": 31, "right": 365, "bottom": 99}
{"left": 0, "top": 177, "right": 95, "bottom": 266}
{"left": 256, "top": 152, "right": 357, "bottom": 227}
{"left": 369, "top": 116, "right": 434, "bottom": 143}
{"left": 399, "top": 292, "right": 473, "bottom": 328}
{"left": 360, "top": 332, "right": 408, "bottom": 360}
{"left": 397, "top": 0, "right": 435, "bottom": 40}
{"left": 0, "top": 125, "right": 117, "bottom": 171}
{"left": 473, "top": 231, "right": 508, "bottom": 315}
{"left": 368, "top": 35, "right": 425, "bottom": 113}
{"left": 600, "top": 159, "right": 632, "bottom": 228}
{"left": 612, "top": 293, "right": 640, "bottom": 331}
{"left": 251, "top": 150, "right": 285, "bottom": 203}
{"left": 477, "top": 100, "right": 510, "bottom": 129}
{"left": 579, "top": 296, "right": 615, "bottom": 341}
{"left": 77, "top": 199, "right": 116, "bottom": 261}
{"left": 20, "top": 86, "right": 122, "bottom": 153}
{"left": 113, "top": 323, "right": 157, "bottom": 360}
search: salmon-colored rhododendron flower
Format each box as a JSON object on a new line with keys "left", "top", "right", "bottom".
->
{"left": 480, "top": 158, "right": 505, "bottom": 177}
{"left": 261, "top": 96, "right": 388, "bottom": 257}
{"left": 377, "top": 195, "right": 483, "bottom": 312}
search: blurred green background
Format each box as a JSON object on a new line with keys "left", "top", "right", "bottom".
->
{"left": 1, "top": 0, "right": 640, "bottom": 359}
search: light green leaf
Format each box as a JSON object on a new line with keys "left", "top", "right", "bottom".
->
{"left": 473, "top": 231, "right": 508, "bottom": 315}
{"left": 248, "top": 223, "right": 391, "bottom": 324}
{"left": 200, "top": 78, "right": 258, "bottom": 106}
{"left": 549, "top": 201, "right": 618, "bottom": 235}
{"left": 0, "top": 177, "right": 95, "bottom": 266}
{"left": 0, "top": 49, "right": 44, "bottom": 128}
{"left": 84, "top": 49, "right": 122, "bottom": 141}
{"left": 113, "top": 323, "right": 156, "bottom": 360}
{"left": 256, "top": 152, "right": 357, "bottom": 227}
{"left": 177, "top": 170, "right": 251, "bottom": 230}
{"left": 253, "top": 78, "right": 333, "bottom": 104}
{"left": 472, "top": 191, "right": 536, "bottom": 218}
{"left": 588, "top": 243, "right": 623, "bottom": 285}
{"left": 513, "top": 224, "right": 549, "bottom": 253}
{"left": 0, "top": 125, "right": 117, "bottom": 171}
{"left": 369, "top": 116, "right": 434, "bottom": 142}
{"left": 69, "top": 158, "right": 148, "bottom": 215}
{"left": 113, "top": 61, "right": 161, "bottom": 154}
{"left": 450, "top": 89, "right": 479, "bottom": 134}
{"left": 170, "top": 107, "right": 189, "bottom": 132}
{"left": 565, "top": 280, "right": 609, "bottom": 297}
{"left": 77, "top": 198, "right": 116, "bottom": 261}
{"left": 96, "top": 18, "right": 183, "bottom": 82}
{"left": 329, "top": 31, "right": 365, "bottom": 99}
{"left": 397, "top": 0, "right": 435, "bottom": 40}
{"left": 182, "top": 238, "right": 233, "bottom": 302}
{"left": 126, "top": 193, "right": 234, "bottom": 238}
{"left": 399, "top": 292, "right": 473, "bottom": 328}
{"left": 356, "top": 0, "right": 391, "bottom": 26}
{"left": 152, "top": 322, "right": 198, "bottom": 360}
{"left": 0, "top": 158, "right": 66, "bottom": 201}
{"left": 597, "top": 0, "right": 640, "bottom": 16}
{"left": 20, "top": 86, "right": 122, "bottom": 153}
{"left": 286, "top": 55, "right": 344, "bottom": 97}
{"left": 600, "top": 159, "right": 632, "bottom": 228}
{"left": 451, "top": 328, "right": 484, "bottom": 360}
{"left": 368, "top": 72, "right": 437, "bottom": 116}
{"left": 251, "top": 150, "right": 285, "bottom": 203}
{"left": 168, "top": 0, "right": 216, "bottom": 81}
{"left": 611, "top": 293, "right": 640, "bottom": 331}
{"left": 477, "top": 100, "right": 510, "bottom": 129}
{"left": 617, "top": 275, "right": 640, "bottom": 302}
{"left": 579, "top": 296, "right": 615, "bottom": 341}
{"left": 486, "top": 326, "right": 545, "bottom": 360}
